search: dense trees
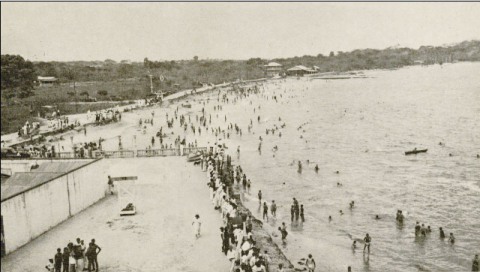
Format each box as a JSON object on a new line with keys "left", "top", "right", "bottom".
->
{"left": 1, "top": 54, "right": 37, "bottom": 98}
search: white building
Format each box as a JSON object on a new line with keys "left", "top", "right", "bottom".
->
{"left": 264, "top": 62, "right": 283, "bottom": 77}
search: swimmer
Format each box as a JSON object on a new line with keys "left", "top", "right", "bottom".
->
{"left": 375, "top": 215, "right": 380, "bottom": 220}
{"left": 339, "top": 210, "right": 344, "bottom": 215}
{"left": 336, "top": 171, "right": 340, "bottom": 174}
{"left": 349, "top": 201, "right": 355, "bottom": 209}
{"left": 448, "top": 233, "right": 455, "bottom": 244}
{"left": 352, "top": 241, "right": 357, "bottom": 250}
{"left": 328, "top": 215, "right": 332, "bottom": 222}
{"left": 337, "top": 182, "right": 343, "bottom": 187}
{"left": 314, "top": 164, "right": 319, "bottom": 172}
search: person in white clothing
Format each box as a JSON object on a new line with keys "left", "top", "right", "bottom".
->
{"left": 192, "top": 214, "right": 202, "bottom": 238}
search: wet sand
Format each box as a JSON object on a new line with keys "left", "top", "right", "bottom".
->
{"left": 1, "top": 157, "right": 230, "bottom": 272}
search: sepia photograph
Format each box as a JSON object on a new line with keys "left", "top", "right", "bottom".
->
{"left": 1, "top": 2, "right": 479, "bottom": 272}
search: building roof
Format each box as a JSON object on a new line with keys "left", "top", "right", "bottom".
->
{"left": 37, "top": 76, "right": 58, "bottom": 82}
{"left": 287, "top": 65, "right": 315, "bottom": 72}
{"left": 1, "top": 160, "right": 94, "bottom": 202}
{"left": 1, "top": 172, "right": 60, "bottom": 201}
{"left": 264, "top": 62, "right": 282, "bottom": 67}
{"left": 32, "top": 161, "right": 89, "bottom": 173}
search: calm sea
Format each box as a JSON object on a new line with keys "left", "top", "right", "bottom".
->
{"left": 220, "top": 62, "right": 479, "bottom": 272}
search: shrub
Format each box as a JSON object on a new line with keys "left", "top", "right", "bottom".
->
{"left": 97, "top": 90, "right": 108, "bottom": 96}
{"left": 67, "top": 91, "right": 75, "bottom": 96}
{"left": 79, "top": 91, "right": 89, "bottom": 96}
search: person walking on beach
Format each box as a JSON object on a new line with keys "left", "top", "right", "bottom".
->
{"left": 363, "top": 233, "right": 371, "bottom": 253}
{"left": 192, "top": 214, "right": 202, "bottom": 239}
{"left": 263, "top": 202, "right": 269, "bottom": 222}
{"left": 107, "top": 176, "right": 114, "bottom": 195}
{"left": 305, "top": 254, "right": 316, "bottom": 272}
{"left": 300, "top": 204, "right": 305, "bottom": 222}
{"left": 271, "top": 200, "right": 277, "bottom": 217}
{"left": 258, "top": 190, "right": 262, "bottom": 204}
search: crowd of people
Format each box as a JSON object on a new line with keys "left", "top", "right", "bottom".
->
{"left": 195, "top": 151, "right": 293, "bottom": 272}
{"left": 45, "top": 238, "right": 101, "bottom": 272}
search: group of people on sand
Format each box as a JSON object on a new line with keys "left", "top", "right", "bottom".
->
{"left": 45, "top": 238, "right": 101, "bottom": 272}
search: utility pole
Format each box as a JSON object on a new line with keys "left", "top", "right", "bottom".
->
{"left": 149, "top": 74, "right": 153, "bottom": 93}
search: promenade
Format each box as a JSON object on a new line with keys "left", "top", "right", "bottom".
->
{"left": 1, "top": 157, "right": 230, "bottom": 272}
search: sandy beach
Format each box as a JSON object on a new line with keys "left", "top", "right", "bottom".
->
{"left": 1, "top": 157, "right": 230, "bottom": 272}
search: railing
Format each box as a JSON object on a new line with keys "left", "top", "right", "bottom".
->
{"left": 55, "top": 152, "right": 77, "bottom": 159}
{"left": 94, "top": 150, "right": 135, "bottom": 158}
{"left": 136, "top": 148, "right": 181, "bottom": 157}
{"left": 182, "top": 147, "right": 207, "bottom": 156}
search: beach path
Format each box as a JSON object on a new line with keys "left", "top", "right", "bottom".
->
{"left": 1, "top": 157, "right": 230, "bottom": 272}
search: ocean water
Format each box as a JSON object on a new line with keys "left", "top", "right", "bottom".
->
{"left": 201, "top": 63, "right": 480, "bottom": 272}
{"left": 55, "top": 62, "right": 479, "bottom": 271}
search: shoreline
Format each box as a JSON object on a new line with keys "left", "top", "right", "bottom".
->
{"left": 230, "top": 182, "right": 295, "bottom": 271}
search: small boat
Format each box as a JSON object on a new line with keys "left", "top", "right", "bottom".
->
{"left": 187, "top": 152, "right": 202, "bottom": 162}
{"left": 405, "top": 149, "right": 428, "bottom": 155}
{"left": 120, "top": 203, "right": 136, "bottom": 216}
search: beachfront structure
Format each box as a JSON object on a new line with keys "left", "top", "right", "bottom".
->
{"left": 286, "top": 65, "right": 317, "bottom": 77}
{"left": 37, "top": 76, "right": 58, "bottom": 87}
{"left": 264, "top": 62, "right": 283, "bottom": 77}
{"left": 0, "top": 159, "right": 108, "bottom": 256}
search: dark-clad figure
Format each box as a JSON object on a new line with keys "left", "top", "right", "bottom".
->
{"left": 439, "top": 227, "right": 446, "bottom": 239}
{"left": 54, "top": 248, "right": 63, "bottom": 272}
{"left": 472, "top": 254, "right": 479, "bottom": 272}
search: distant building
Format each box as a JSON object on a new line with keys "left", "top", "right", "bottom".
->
{"left": 37, "top": 76, "right": 58, "bottom": 87}
{"left": 264, "top": 62, "right": 283, "bottom": 77}
{"left": 286, "top": 65, "right": 316, "bottom": 76}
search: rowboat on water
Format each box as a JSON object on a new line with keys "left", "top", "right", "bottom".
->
{"left": 405, "top": 149, "right": 428, "bottom": 155}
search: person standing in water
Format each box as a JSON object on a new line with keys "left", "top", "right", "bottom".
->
{"left": 472, "top": 254, "right": 479, "bottom": 272}
{"left": 439, "top": 227, "right": 446, "bottom": 239}
{"left": 305, "top": 254, "right": 316, "bottom": 272}
{"left": 263, "top": 202, "right": 269, "bottom": 222}
{"left": 448, "top": 233, "right": 455, "bottom": 244}
{"left": 192, "top": 214, "right": 202, "bottom": 239}
{"left": 363, "top": 233, "right": 371, "bottom": 253}
{"left": 258, "top": 190, "right": 262, "bottom": 204}
{"left": 271, "top": 200, "right": 277, "bottom": 217}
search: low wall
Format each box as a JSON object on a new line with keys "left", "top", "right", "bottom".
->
{"left": 1, "top": 159, "right": 109, "bottom": 255}
{"left": 0, "top": 161, "right": 32, "bottom": 175}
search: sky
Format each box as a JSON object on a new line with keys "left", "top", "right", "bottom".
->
{"left": 2, "top": 2, "right": 480, "bottom": 62}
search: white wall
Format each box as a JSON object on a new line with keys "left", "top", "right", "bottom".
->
{"left": 1, "top": 159, "right": 108, "bottom": 255}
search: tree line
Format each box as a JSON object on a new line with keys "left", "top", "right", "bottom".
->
{"left": 2, "top": 40, "right": 479, "bottom": 100}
